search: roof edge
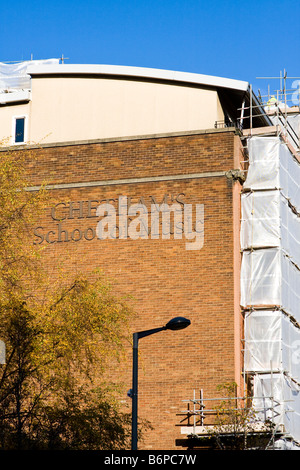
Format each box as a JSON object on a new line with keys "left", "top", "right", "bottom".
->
{"left": 0, "top": 127, "right": 240, "bottom": 152}
{"left": 27, "top": 63, "right": 249, "bottom": 92}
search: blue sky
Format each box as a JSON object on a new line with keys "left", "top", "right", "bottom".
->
{"left": 1, "top": 0, "right": 299, "bottom": 98}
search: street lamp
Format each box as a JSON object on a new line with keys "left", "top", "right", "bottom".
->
{"left": 130, "top": 316, "right": 191, "bottom": 450}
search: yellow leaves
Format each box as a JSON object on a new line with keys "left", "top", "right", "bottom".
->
{"left": 47, "top": 273, "right": 134, "bottom": 369}
{"left": 0, "top": 143, "right": 135, "bottom": 395}
{"left": 0, "top": 147, "right": 51, "bottom": 297}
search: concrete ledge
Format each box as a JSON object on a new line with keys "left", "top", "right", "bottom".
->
{"left": 0, "top": 90, "right": 31, "bottom": 105}
{"left": 26, "top": 170, "right": 227, "bottom": 192}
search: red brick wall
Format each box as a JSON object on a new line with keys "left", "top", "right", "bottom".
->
{"left": 22, "top": 130, "right": 243, "bottom": 450}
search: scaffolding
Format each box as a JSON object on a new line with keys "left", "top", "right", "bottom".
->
{"left": 180, "top": 384, "right": 288, "bottom": 450}
{"left": 240, "top": 131, "right": 300, "bottom": 449}
{"left": 243, "top": 71, "right": 300, "bottom": 153}
{"left": 215, "top": 71, "right": 300, "bottom": 154}
{"left": 182, "top": 72, "right": 300, "bottom": 450}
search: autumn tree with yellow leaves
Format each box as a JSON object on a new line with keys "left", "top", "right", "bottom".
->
{"left": 0, "top": 147, "right": 135, "bottom": 450}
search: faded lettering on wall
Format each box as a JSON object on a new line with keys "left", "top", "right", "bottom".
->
{"left": 34, "top": 193, "right": 204, "bottom": 251}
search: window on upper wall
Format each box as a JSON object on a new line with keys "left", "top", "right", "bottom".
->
{"left": 13, "top": 116, "right": 27, "bottom": 144}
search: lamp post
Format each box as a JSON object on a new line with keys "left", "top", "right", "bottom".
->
{"left": 131, "top": 316, "right": 191, "bottom": 450}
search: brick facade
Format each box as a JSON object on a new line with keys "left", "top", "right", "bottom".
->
{"left": 22, "top": 129, "right": 244, "bottom": 450}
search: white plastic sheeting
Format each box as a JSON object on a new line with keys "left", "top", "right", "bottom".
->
{"left": 253, "top": 373, "right": 300, "bottom": 443}
{"left": 286, "top": 113, "right": 300, "bottom": 145}
{"left": 241, "top": 191, "right": 300, "bottom": 267}
{"left": 269, "top": 112, "right": 300, "bottom": 151}
{"left": 240, "top": 249, "right": 300, "bottom": 322}
{"left": 244, "top": 310, "right": 300, "bottom": 381}
{"left": 0, "top": 59, "right": 59, "bottom": 91}
{"left": 241, "top": 137, "right": 300, "bottom": 318}
{"left": 244, "top": 136, "right": 300, "bottom": 211}
{"left": 241, "top": 135, "right": 300, "bottom": 446}
{"left": 273, "top": 438, "right": 300, "bottom": 450}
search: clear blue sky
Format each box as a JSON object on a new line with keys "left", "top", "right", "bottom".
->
{"left": 1, "top": 0, "right": 299, "bottom": 97}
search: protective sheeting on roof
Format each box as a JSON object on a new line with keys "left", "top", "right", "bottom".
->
{"left": 0, "top": 59, "right": 59, "bottom": 91}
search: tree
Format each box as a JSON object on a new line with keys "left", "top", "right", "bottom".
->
{"left": 0, "top": 146, "right": 49, "bottom": 299}
{"left": 0, "top": 146, "right": 135, "bottom": 449}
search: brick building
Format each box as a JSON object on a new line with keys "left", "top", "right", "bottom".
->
{"left": 1, "top": 61, "right": 300, "bottom": 450}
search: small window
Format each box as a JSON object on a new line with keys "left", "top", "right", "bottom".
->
{"left": 15, "top": 117, "right": 25, "bottom": 143}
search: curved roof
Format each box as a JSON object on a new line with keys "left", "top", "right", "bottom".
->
{"left": 27, "top": 63, "right": 249, "bottom": 92}
{"left": 1, "top": 61, "right": 272, "bottom": 139}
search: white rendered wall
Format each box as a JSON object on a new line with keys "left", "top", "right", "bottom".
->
{"left": 28, "top": 76, "right": 224, "bottom": 144}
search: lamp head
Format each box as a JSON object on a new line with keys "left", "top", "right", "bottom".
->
{"left": 165, "top": 316, "right": 191, "bottom": 331}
